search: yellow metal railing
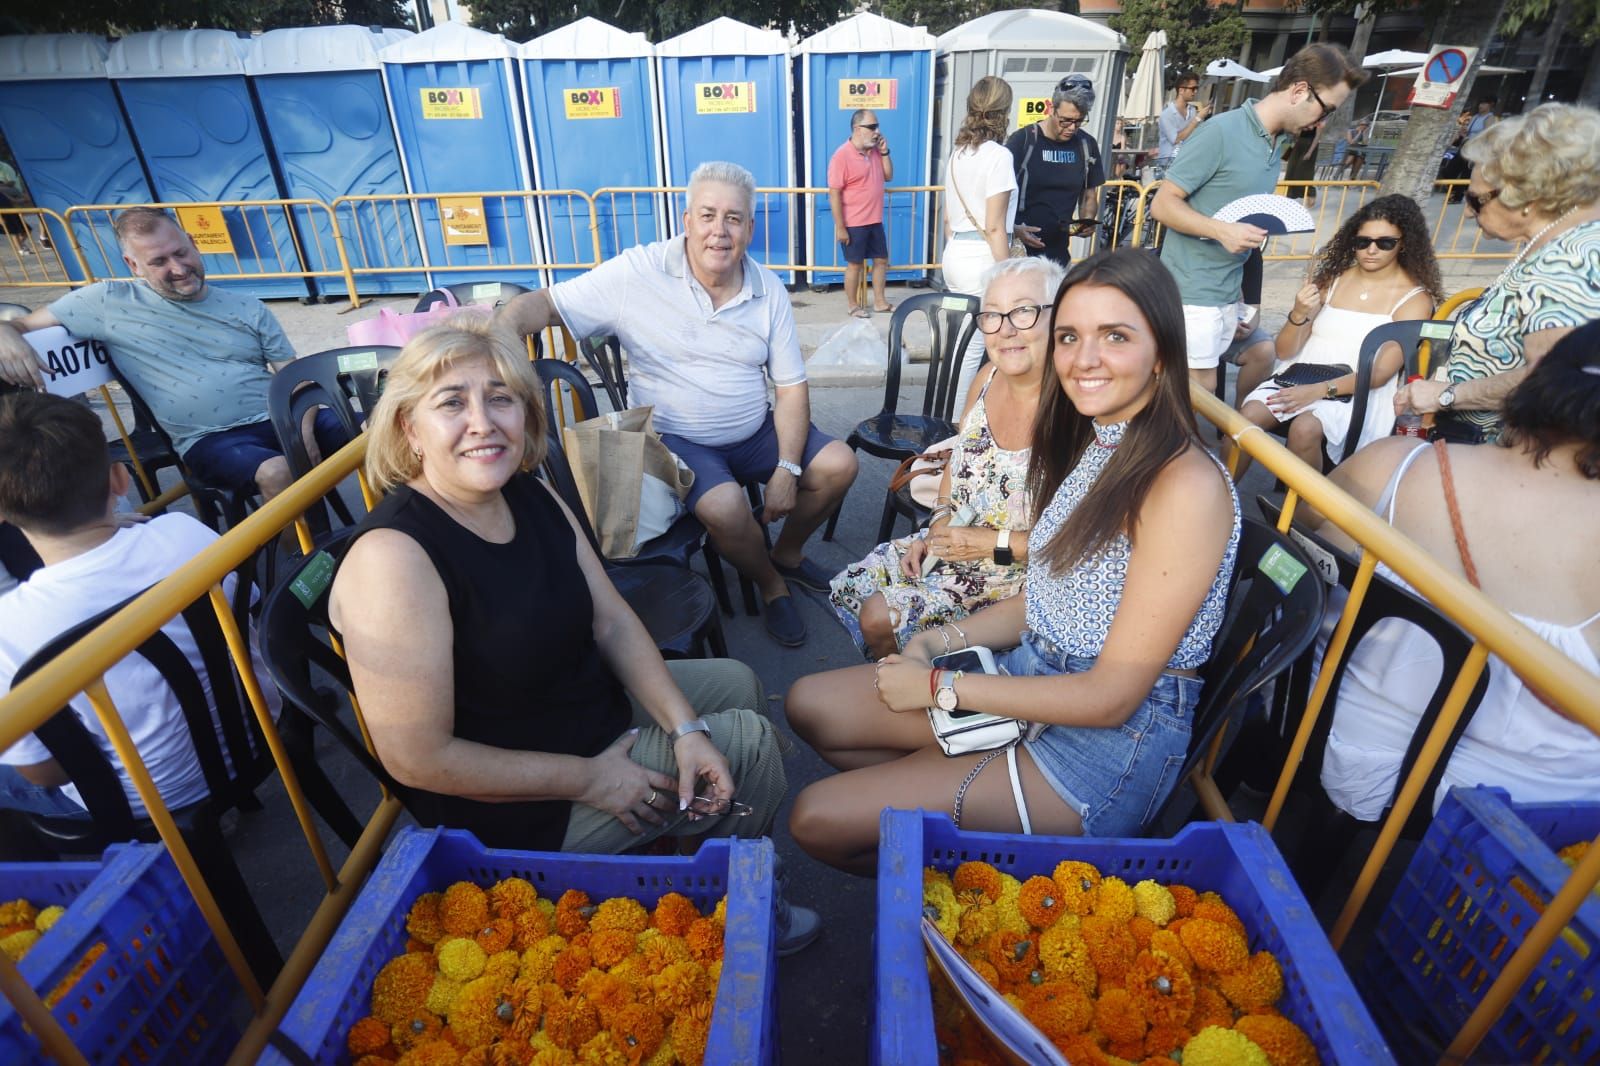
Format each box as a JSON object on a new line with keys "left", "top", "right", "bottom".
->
{"left": 0, "top": 207, "right": 86, "bottom": 289}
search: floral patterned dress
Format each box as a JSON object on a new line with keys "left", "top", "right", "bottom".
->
{"left": 828, "top": 372, "right": 1032, "bottom": 658}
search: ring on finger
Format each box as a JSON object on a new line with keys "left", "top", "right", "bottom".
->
{"left": 646, "top": 789, "right": 658, "bottom": 807}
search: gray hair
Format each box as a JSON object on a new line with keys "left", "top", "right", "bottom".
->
{"left": 980, "top": 255, "right": 1068, "bottom": 304}
{"left": 1053, "top": 75, "right": 1095, "bottom": 116}
{"left": 687, "top": 161, "right": 757, "bottom": 217}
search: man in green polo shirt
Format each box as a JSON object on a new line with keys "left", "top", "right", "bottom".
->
{"left": 1151, "top": 44, "right": 1367, "bottom": 395}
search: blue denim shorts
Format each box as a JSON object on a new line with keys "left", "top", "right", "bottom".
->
{"left": 999, "top": 630, "right": 1199, "bottom": 836}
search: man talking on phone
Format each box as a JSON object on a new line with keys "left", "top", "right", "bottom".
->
{"left": 828, "top": 109, "right": 895, "bottom": 318}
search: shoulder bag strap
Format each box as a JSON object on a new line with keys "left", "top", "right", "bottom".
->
{"left": 950, "top": 152, "right": 984, "bottom": 231}
{"left": 1015, "top": 126, "right": 1038, "bottom": 211}
{"left": 1433, "top": 438, "right": 1482, "bottom": 588}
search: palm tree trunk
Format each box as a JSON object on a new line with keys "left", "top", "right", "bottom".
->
{"left": 1524, "top": 0, "right": 1573, "bottom": 107}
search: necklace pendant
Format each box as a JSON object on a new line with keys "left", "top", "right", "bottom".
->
{"left": 1358, "top": 291, "right": 1369, "bottom": 301}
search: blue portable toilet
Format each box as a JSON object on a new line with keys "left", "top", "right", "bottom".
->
{"left": 655, "top": 17, "right": 795, "bottom": 283}
{"left": 0, "top": 34, "right": 154, "bottom": 282}
{"left": 520, "top": 17, "right": 663, "bottom": 281}
{"left": 380, "top": 23, "right": 541, "bottom": 290}
{"left": 798, "top": 12, "right": 935, "bottom": 288}
{"left": 107, "top": 30, "right": 311, "bottom": 300}
{"left": 248, "top": 25, "right": 425, "bottom": 298}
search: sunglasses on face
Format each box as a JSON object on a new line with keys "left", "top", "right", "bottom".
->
{"left": 1353, "top": 236, "right": 1400, "bottom": 251}
{"left": 976, "top": 304, "right": 1045, "bottom": 333}
{"left": 856, "top": 122, "right": 879, "bottom": 131}
{"left": 1464, "top": 188, "right": 1499, "bottom": 214}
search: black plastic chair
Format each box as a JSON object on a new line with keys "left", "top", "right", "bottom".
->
{"left": 823, "top": 291, "right": 980, "bottom": 542}
{"left": 1145, "top": 518, "right": 1327, "bottom": 832}
{"left": 532, "top": 359, "right": 728, "bottom": 657}
{"left": 0, "top": 302, "right": 29, "bottom": 321}
{"left": 1341, "top": 319, "right": 1451, "bottom": 464}
{"left": 413, "top": 281, "right": 529, "bottom": 312}
{"left": 103, "top": 384, "right": 185, "bottom": 506}
{"left": 11, "top": 584, "right": 364, "bottom": 985}
{"left": 578, "top": 334, "right": 628, "bottom": 412}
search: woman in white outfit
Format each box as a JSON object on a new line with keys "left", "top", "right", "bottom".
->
{"left": 942, "top": 76, "right": 1023, "bottom": 413}
{"left": 1236, "top": 194, "right": 1441, "bottom": 473}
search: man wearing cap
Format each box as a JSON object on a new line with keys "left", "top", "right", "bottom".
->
{"left": 1006, "top": 76, "right": 1104, "bottom": 267}
{"left": 828, "top": 109, "right": 894, "bottom": 317}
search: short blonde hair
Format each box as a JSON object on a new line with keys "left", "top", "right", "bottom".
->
{"left": 364, "top": 316, "right": 547, "bottom": 494}
{"left": 1462, "top": 103, "right": 1600, "bottom": 216}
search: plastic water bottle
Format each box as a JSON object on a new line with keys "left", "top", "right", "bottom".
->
{"left": 1393, "top": 374, "right": 1427, "bottom": 438}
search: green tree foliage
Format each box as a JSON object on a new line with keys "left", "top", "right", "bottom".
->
{"left": 469, "top": 0, "right": 846, "bottom": 42}
{"left": 1108, "top": 0, "right": 1249, "bottom": 75}
{"left": 873, "top": 0, "right": 1078, "bottom": 37}
{"left": 8, "top": 0, "right": 410, "bottom": 35}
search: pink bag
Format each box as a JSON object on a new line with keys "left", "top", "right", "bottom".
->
{"left": 345, "top": 289, "right": 492, "bottom": 347}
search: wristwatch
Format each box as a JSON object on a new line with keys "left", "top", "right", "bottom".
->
{"left": 1438, "top": 384, "right": 1457, "bottom": 409}
{"left": 934, "top": 671, "right": 963, "bottom": 712}
{"left": 775, "top": 458, "right": 803, "bottom": 477}
{"left": 993, "top": 528, "right": 1014, "bottom": 566}
{"left": 671, "top": 719, "right": 712, "bottom": 743}
{"left": 1325, "top": 380, "right": 1339, "bottom": 400}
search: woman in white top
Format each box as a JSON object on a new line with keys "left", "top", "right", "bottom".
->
{"left": 1310, "top": 320, "right": 1600, "bottom": 820}
{"left": 943, "top": 76, "right": 1026, "bottom": 412}
{"left": 1236, "top": 195, "right": 1441, "bottom": 474}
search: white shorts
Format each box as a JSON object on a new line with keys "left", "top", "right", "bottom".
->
{"left": 1183, "top": 302, "right": 1246, "bottom": 370}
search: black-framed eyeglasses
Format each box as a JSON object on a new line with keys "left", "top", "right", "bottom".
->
{"left": 1464, "top": 188, "right": 1499, "bottom": 215}
{"left": 1055, "top": 112, "right": 1083, "bottom": 128}
{"left": 856, "top": 122, "right": 879, "bottom": 130}
{"left": 975, "top": 304, "right": 1045, "bottom": 333}
{"left": 1352, "top": 236, "right": 1400, "bottom": 251}
{"left": 1178, "top": 84, "right": 1199, "bottom": 93}
{"left": 1306, "top": 82, "right": 1335, "bottom": 121}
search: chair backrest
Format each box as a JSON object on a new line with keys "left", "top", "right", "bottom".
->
{"left": 531, "top": 357, "right": 600, "bottom": 432}
{"left": 11, "top": 584, "right": 270, "bottom": 840}
{"left": 1255, "top": 494, "right": 1360, "bottom": 588}
{"left": 265, "top": 346, "right": 399, "bottom": 479}
{"left": 881, "top": 291, "right": 980, "bottom": 422}
{"left": 0, "top": 302, "right": 30, "bottom": 322}
{"left": 578, "top": 335, "right": 628, "bottom": 411}
{"left": 257, "top": 529, "right": 396, "bottom": 790}
{"left": 413, "top": 281, "right": 529, "bottom": 313}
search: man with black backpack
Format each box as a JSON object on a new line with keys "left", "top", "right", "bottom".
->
{"left": 1005, "top": 75, "right": 1105, "bottom": 268}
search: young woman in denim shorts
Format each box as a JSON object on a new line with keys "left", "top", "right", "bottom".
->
{"left": 786, "top": 249, "right": 1240, "bottom": 874}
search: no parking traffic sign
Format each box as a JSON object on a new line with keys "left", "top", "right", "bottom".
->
{"left": 1408, "top": 45, "right": 1478, "bottom": 109}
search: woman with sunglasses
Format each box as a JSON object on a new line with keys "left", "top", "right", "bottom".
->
{"left": 1235, "top": 194, "right": 1441, "bottom": 473}
{"left": 1394, "top": 103, "right": 1600, "bottom": 444}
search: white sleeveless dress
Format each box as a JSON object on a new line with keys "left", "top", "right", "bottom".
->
{"left": 1244, "top": 276, "right": 1426, "bottom": 453}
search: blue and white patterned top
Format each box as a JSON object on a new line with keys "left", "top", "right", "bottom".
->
{"left": 1023, "top": 420, "right": 1241, "bottom": 669}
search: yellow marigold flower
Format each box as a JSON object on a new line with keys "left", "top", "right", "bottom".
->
{"left": 668, "top": 1001, "right": 713, "bottom": 1066}
{"left": 922, "top": 878, "right": 963, "bottom": 942}
{"left": 608, "top": 1001, "right": 666, "bottom": 1059}
{"left": 438, "top": 937, "right": 489, "bottom": 982}
{"left": 1050, "top": 861, "right": 1102, "bottom": 916}
{"left": 427, "top": 974, "right": 463, "bottom": 1017}
{"left": 707, "top": 959, "right": 722, "bottom": 990}
{"left": 684, "top": 918, "right": 723, "bottom": 965}
{"left": 1125, "top": 949, "right": 1195, "bottom": 1027}
{"left": 1094, "top": 985, "right": 1148, "bottom": 1044}
{"left": 348, "top": 1014, "right": 393, "bottom": 1057}
{"left": 1017, "top": 875, "right": 1067, "bottom": 929}
{"left": 489, "top": 878, "right": 539, "bottom": 920}
{"left": 374, "top": 952, "right": 437, "bottom": 1025}
{"left": 1217, "top": 950, "right": 1284, "bottom": 1012}
{"left": 512, "top": 907, "right": 552, "bottom": 952}
{"left": 924, "top": 867, "right": 954, "bottom": 892}
{"left": 1183, "top": 1024, "right": 1271, "bottom": 1066}
{"left": 642, "top": 1042, "right": 674, "bottom": 1066}
{"left": 650, "top": 893, "right": 700, "bottom": 938}
{"left": 1148, "top": 928, "right": 1193, "bottom": 972}
{"left": 1190, "top": 985, "right": 1234, "bottom": 1032}
{"left": 483, "top": 950, "right": 520, "bottom": 986}
{"left": 1080, "top": 914, "right": 1137, "bottom": 983}
{"left": 1019, "top": 980, "right": 1093, "bottom": 1039}
{"left": 544, "top": 990, "right": 603, "bottom": 1052}
{"left": 578, "top": 968, "right": 635, "bottom": 1022}
{"left": 607, "top": 954, "right": 650, "bottom": 995}
{"left": 441, "top": 883, "right": 491, "bottom": 939}
{"left": 520, "top": 936, "right": 568, "bottom": 984}
{"left": 33, "top": 905, "right": 65, "bottom": 933}
{"left": 554, "top": 946, "right": 595, "bottom": 993}
{"left": 591, "top": 898, "right": 649, "bottom": 936}
{"left": 711, "top": 898, "right": 726, "bottom": 925}
{"left": 1092, "top": 876, "right": 1136, "bottom": 923}
{"left": 650, "top": 959, "right": 710, "bottom": 1015}
{"left": 1193, "top": 893, "right": 1247, "bottom": 937}
{"left": 1132, "top": 880, "right": 1177, "bottom": 926}
{"left": 447, "top": 976, "right": 510, "bottom": 1049}
{"left": 555, "top": 890, "right": 593, "bottom": 939}
{"left": 1235, "top": 1012, "right": 1321, "bottom": 1066}
{"left": 0, "top": 899, "right": 37, "bottom": 927}
{"left": 1037, "top": 921, "right": 1096, "bottom": 995}
{"left": 1178, "top": 918, "right": 1249, "bottom": 975}
{"left": 1144, "top": 1023, "right": 1189, "bottom": 1060}
{"left": 1, "top": 929, "right": 40, "bottom": 962}
{"left": 575, "top": 1030, "right": 629, "bottom": 1066}
{"left": 983, "top": 930, "right": 1038, "bottom": 986}
{"left": 531, "top": 1037, "right": 578, "bottom": 1066}
{"left": 640, "top": 933, "right": 691, "bottom": 976}
{"left": 1168, "top": 884, "right": 1199, "bottom": 919}
{"left": 393, "top": 1012, "right": 444, "bottom": 1052}
{"left": 397, "top": 1038, "right": 461, "bottom": 1066}
{"left": 952, "top": 861, "right": 1004, "bottom": 903}
{"left": 992, "top": 876, "right": 1031, "bottom": 937}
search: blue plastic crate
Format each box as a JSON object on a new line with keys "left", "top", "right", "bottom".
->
{"left": 1361, "top": 786, "right": 1600, "bottom": 1064}
{"left": 0, "top": 843, "right": 242, "bottom": 1064}
{"left": 266, "top": 826, "right": 778, "bottom": 1064}
{"left": 873, "top": 809, "right": 1392, "bottom": 1066}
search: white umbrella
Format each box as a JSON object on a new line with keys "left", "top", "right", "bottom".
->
{"left": 1205, "top": 58, "right": 1269, "bottom": 83}
{"left": 1260, "top": 64, "right": 1283, "bottom": 80}
{"left": 1363, "top": 49, "right": 1431, "bottom": 69}
{"left": 1121, "top": 30, "right": 1167, "bottom": 122}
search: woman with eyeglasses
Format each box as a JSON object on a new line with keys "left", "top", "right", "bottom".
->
{"left": 1394, "top": 103, "right": 1600, "bottom": 444}
{"left": 828, "top": 257, "right": 1065, "bottom": 660}
{"left": 1235, "top": 194, "right": 1441, "bottom": 474}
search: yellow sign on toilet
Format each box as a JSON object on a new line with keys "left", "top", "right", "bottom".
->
{"left": 175, "top": 206, "right": 235, "bottom": 255}
{"left": 1016, "top": 98, "right": 1050, "bottom": 129}
{"left": 695, "top": 82, "right": 757, "bottom": 114}
{"left": 440, "top": 197, "right": 488, "bottom": 246}
{"left": 420, "top": 88, "right": 483, "bottom": 119}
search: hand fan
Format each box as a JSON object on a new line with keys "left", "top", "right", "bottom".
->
{"left": 1213, "top": 193, "right": 1316, "bottom": 234}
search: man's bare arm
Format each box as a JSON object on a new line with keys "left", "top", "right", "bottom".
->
{"left": 493, "top": 290, "right": 564, "bottom": 338}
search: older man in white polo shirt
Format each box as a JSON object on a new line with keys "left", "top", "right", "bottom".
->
{"left": 498, "top": 162, "right": 858, "bottom": 647}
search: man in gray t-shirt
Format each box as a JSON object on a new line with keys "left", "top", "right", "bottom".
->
{"left": 0, "top": 208, "right": 340, "bottom": 499}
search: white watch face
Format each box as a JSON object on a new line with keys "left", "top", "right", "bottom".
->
{"left": 935, "top": 685, "right": 959, "bottom": 711}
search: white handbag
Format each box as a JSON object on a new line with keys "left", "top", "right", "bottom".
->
{"left": 928, "top": 707, "right": 1026, "bottom": 757}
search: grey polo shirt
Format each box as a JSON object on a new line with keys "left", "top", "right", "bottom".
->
{"left": 549, "top": 235, "right": 805, "bottom": 448}
{"left": 1158, "top": 102, "right": 1291, "bottom": 307}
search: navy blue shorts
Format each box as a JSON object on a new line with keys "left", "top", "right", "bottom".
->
{"left": 182, "top": 410, "right": 347, "bottom": 492}
{"left": 660, "top": 412, "right": 834, "bottom": 510}
{"left": 843, "top": 223, "right": 889, "bottom": 265}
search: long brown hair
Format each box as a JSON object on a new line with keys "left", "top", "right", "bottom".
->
{"left": 1027, "top": 249, "right": 1199, "bottom": 573}
{"left": 954, "top": 76, "right": 1012, "bottom": 150}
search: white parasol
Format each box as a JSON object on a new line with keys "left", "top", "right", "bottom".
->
{"left": 1120, "top": 30, "right": 1168, "bottom": 122}
{"left": 1205, "top": 58, "right": 1269, "bottom": 83}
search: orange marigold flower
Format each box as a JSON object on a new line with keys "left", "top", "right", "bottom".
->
{"left": 1168, "top": 884, "right": 1199, "bottom": 919}
{"left": 955, "top": 900, "right": 999, "bottom": 948}
{"left": 1125, "top": 950, "right": 1196, "bottom": 1027}
{"left": 543, "top": 990, "right": 603, "bottom": 1052}
{"left": 407, "top": 939, "right": 432, "bottom": 955}
{"left": 668, "top": 1001, "right": 713, "bottom": 1066}
{"left": 1189, "top": 985, "right": 1233, "bottom": 1032}
{"left": 1234, "top": 1012, "right": 1321, "bottom": 1066}
{"left": 638, "top": 933, "right": 692, "bottom": 976}
{"left": 982, "top": 929, "right": 1038, "bottom": 986}
{"left": 1080, "top": 915, "right": 1137, "bottom": 983}
{"left": 554, "top": 949, "right": 596, "bottom": 995}
{"left": 1051, "top": 861, "right": 1102, "bottom": 915}
{"left": 438, "top": 938, "right": 489, "bottom": 982}
{"left": 460, "top": 1047, "right": 525, "bottom": 1066}
{"left": 488, "top": 878, "right": 539, "bottom": 920}
{"left": 1217, "top": 950, "right": 1284, "bottom": 1012}
{"left": 607, "top": 1002, "right": 665, "bottom": 1060}
{"left": 0, "top": 900, "right": 37, "bottom": 927}
{"left": 650, "top": 893, "right": 700, "bottom": 937}
{"left": 1092, "top": 876, "right": 1136, "bottom": 923}
{"left": 513, "top": 907, "right": 552, "bottom": 952}
{"left": 530, "top": 1041, "right": 578, "bottom": 1066}
{"left": 650, "top": 959, "right": 711, "bottom": 1015}
{"left": 349, "top": 1015, "right": 393, "bottom": 1057}
{"left": 952, "top": 861, "right": 1005, "bottom": 903}
{"left": 447, "top": 976, "right": 511, "bottom": 1049}
{"left": 1179, "top": 918, "right": 1249, "bottom": 975}
{"left": 1148, "top": 929, "right": 1193, "bottom": 973}
{"left": 970, "top": 958, "right": 1001, "bottom": 989}
{"left": 1193, "top": 893, "right": 1247, "bottom": 937}
{"left": 474, "top": 920, "right": 514, "bottom": 956}
{"left": 1054, "top": 1033, "right": 1114, "bottom": 1066}
{"left": 555, "top": 890, "right": 594, "bottom": 938}
{"left": 373, "top": 953, "right": 436, "bottom": 1026}
{"left": 355, "top": 1056, "right": 399, "bottom": 1066}
{"left": 1018, "top": 876, "right": 1066, "bottom": 929}
{"left": 1019, "top": 980, "right": 1093, "bottom": 1038}
{"left": 396, "top": 1038, "right": 461, "bottom": 1066}
{"left": 483, "top": 950, "right": 520, "bottom": 987}
{"left": 1144, "top": 1023, "right": 1190, "bottom": 1059}
{"left": 392, "top": 1013, "right": 444, "bottom": 1052}
{"left": 407, "top": 892, "right": 445, "bottom": 946}
{"left": 1107, "top": 1037, "right": 1146, "bottom": 1061}
{"left": 520, "top": 936, "right": 568, "bottom": 984}
{"left": 441, "top": 883, "right": 491, "bottom": 939}
{"left": 578, "top": 968, "right": 636, "bottom": 1022}
{"left": 586, "top": 929, "right": 633, "bottom": 970}
{"left": 1094, "top": 986, "right": 1148, "bottom": 1044}
{"left": 1128, "top": 916, "right": 1157, "bottom": 949}
{"left": 591, "top": 898, "right": 649, "bottom": 936}
{"left": 684, "top": 918, "right": 724, "bottom": 965}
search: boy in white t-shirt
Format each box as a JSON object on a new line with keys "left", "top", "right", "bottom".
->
{"left": 0, "top": 392, "right": 277, "bottom": 819}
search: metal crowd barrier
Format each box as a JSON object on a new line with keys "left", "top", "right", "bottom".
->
{"left": 0, "top": 207, "right": 83, "bottom": 289}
